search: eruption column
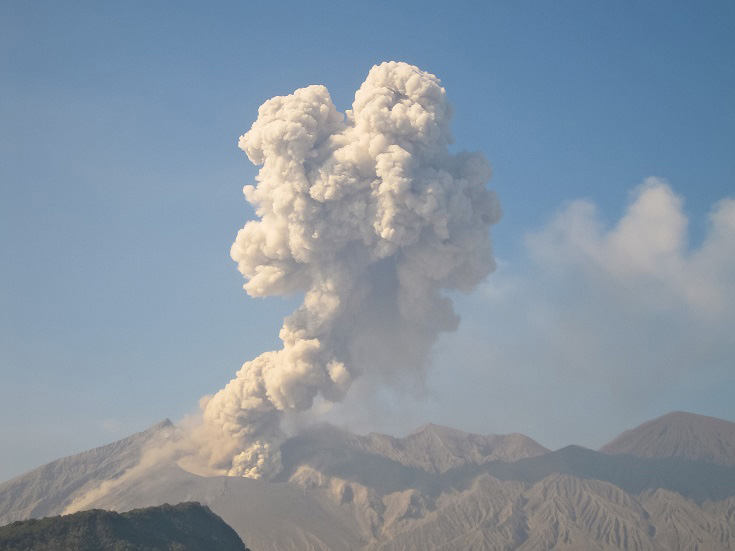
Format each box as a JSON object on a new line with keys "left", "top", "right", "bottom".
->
{"left": 201, "top": 62, "right": 501, "bottom": 479}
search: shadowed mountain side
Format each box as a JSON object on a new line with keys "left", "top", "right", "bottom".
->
{"left": 362, "top": 474, "right": 735, "bottom": 551}
{"left": 276, "top": 423, "right": 548, "bottom": 481}
{"left": 601, "top": 411, "right": 735, "bottom": 466}
{"left": 0, "top": 502, "right": 248, "bottom": 551}
{"left": 33, "top": 459, "right": 735, "bottom": 551}
{"left": 281, "top": 440, "right": 735, "bottom": 503}
{"left": 0, "top": 420, "right": 174, "bottom": 525}
{"left": 482, "top": 445, "right": 735, "bottom": 503}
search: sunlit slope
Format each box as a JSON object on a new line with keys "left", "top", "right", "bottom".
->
{"left": 0, "top": 420, "right": 173, "bottom": 525}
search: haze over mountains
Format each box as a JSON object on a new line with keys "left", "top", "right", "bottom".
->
{"left": 2, "top": 411, "right": 735, "bottom": 550}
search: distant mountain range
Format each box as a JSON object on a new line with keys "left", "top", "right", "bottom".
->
{"left": 1, "top": 411, "right": 735, "bottom": 550}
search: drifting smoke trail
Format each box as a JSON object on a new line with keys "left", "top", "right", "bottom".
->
{"left": 200, "top": 62, "right": 500, "bottom": 479}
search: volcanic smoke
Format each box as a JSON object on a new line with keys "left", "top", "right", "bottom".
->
{"left": 199, "top": 61, "right": 501, "bottom": 479}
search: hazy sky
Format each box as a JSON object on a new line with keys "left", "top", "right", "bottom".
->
{"left": 2, "top": 1, "right": 734, "bottom": 482}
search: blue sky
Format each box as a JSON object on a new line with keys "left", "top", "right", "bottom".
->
{"left": 1, "top": 1, "right": 734, "bottom": 481}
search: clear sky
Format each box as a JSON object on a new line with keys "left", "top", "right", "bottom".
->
{"left": 1, "top": 1, "right": 734, "bottom": 481}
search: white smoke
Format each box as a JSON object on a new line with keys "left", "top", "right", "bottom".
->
{"left": 199, "top": 61, "right": 500, "bottom": 479}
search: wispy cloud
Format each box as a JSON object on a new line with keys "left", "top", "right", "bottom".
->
{"left": 433, "top": 179, "right": 735, "bottom": 446}
{"left": 525, "top": 178, "right": 735, "bottom": 322}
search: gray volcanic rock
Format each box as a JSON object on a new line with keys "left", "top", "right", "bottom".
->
{"left": 0, "top": 420, "right": 174, "bottom": 525}
{"left": 600, "top": 411, "right": 735, "bottom": 466}
{"left": 383, "top": 423, "right": 550, "bottom": 470}
{"left": 277, "top": 423, "right": 550, "bottom": 479}
{"left": 82, "top": 462, "right": 367, "bottom": 551}
{"left": 2, "top": 413, "right": 735, "bottom": 550}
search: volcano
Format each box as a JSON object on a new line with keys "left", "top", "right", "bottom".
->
{"left": 2, "top": 413, "right": 735, "bottom": 550}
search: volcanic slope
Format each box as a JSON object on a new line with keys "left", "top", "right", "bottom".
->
{"left": 2, "top": 413, "right": 735, "bottom": 550}
{"left": 276, "top": 423, "right": 550, "bottom": 476}
{"left": 0, "top": 419, "right": 174, "bottom": 525}
{"left": 600, "top": 411, "right": 735, "bottom": 466}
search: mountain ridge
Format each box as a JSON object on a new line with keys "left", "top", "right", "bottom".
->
{"left": 277, "top": 422, "right": 550, "bottom": 480}
{"left": 2, "top": 411, "right": 735, "bottom": 550}
{"left": 0, "top": 419, "right": 174, "bottom": 524}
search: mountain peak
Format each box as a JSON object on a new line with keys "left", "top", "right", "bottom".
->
{"left": 0, "top": 419, "right": 176, "bottom": 525}
{"left": 600, "top": 411, "right": 735, "bottom": 466}
{"left": 406, "top": 422, "right": 462, "bottom": 439}
{"left": 148, "top": 418, "right": 174, "bottom": 433}
{"left": 279, "top": 422, "right": 549, "bottom": 478}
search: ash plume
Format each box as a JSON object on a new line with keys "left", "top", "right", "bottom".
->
{"left": 199, "top": 61, "right": 500, "bottom": 479}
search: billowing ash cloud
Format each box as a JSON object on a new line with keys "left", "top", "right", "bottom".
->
{"left": 199, "top": 62, "right": 500, "bottom": 479}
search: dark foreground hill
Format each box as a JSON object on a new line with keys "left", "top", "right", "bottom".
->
{"left": 0, "top": 502, "right": 249, "bottom": 551}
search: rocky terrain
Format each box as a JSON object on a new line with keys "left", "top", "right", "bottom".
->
{"left": 0, "top": 502, "right": 248, "bottom": 551}
{"left": 1, "top": 412, "right": 734, "bottom": 550}
{"left": 601, "top": 411, "right": 735, "bottom": 466}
